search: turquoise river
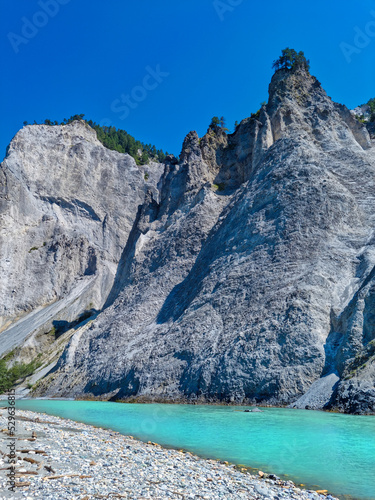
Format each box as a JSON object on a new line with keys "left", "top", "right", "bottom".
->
{"left": 2, "top": 400, "right": 375, "bottom": 499}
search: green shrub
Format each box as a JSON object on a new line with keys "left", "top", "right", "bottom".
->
{"left": 251, "top": 109, "right": 261, "bottom": 120}
{"left": 2, "top": 350, "right": 16, "bottom": 362}
{"left": 47, "top": 326, "right": 56, "bottom": 337}
{"left": 0, "top": 358, "right": 42, "bottom": 394}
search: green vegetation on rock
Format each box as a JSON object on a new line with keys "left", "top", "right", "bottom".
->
{"left": 31, "top": 114, "right": 168, "bottom": 165}
{"left": 0, "top": 357, "right": 42, "bottom": 393}
{"left": 368, "top": 98, "right": 375, "bottom": 122}
{"left": 272, "top": 48, "right": 310, "bottom": 73}
{"left": 209, "top": 116, "right": 229, "bottom": 133}
{"left": 212, "top": 182, "right": 225, "bottom": 192}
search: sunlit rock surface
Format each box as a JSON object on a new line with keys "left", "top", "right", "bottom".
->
{"left": 1, "top": 69, "right": 375, "bottom": 413}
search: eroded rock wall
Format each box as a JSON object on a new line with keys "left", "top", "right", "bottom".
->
{"left": 2, "top": 69, "right": 375, "bottom": 413}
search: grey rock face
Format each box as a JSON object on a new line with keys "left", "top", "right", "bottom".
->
{"left": 289, "top": 372, "right": 340, "bottom": 410}
{"left": 0, "top": 121, "right": 163, "bottom": 340}
{"left": 2, "top": 69, "right": 375, "bottom": 413}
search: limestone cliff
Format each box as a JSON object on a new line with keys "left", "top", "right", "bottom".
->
{"left": 1, "top": 67, "right": 375, "bottom": 414}
{"left": 0, "top": 121, "right": 163, "bottom": 350}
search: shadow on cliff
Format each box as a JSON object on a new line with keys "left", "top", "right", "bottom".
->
{"left": 323, "top": 263, "right": 375, "bottom": 377}
{"left": 52, "top": 308, "right": 99, "bottom": 338}
{"left": 81, "top": 368, "right": 140, "bottom": 399}
{"left": 102, "top": 204, "right": 144, "bottom": 309}
{"left": 103, "top": 192, "right": 160, "bottom": 310}
{"left": 156, "top": 187, "right": 250, "bottom": 324}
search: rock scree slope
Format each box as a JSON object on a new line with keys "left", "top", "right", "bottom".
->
{"left": 1, "top": 67, "right": 375, "bottom": 414}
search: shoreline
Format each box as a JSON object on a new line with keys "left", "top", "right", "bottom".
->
{"left": 0, "top": 407, "right": 339, "bottom": 500}
{"left": 22, "top": 393, "right": 375, "bottom": 416}
{"left": 3, "top": 394, "right": 372, "bottom": 418}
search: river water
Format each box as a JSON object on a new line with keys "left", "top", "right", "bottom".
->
{"left": 3, "top": 400, "right": 375, "bottom": 499}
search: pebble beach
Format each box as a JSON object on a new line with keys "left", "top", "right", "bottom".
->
{"left": 0, "top": 408, "right": 338, "bottom": 500}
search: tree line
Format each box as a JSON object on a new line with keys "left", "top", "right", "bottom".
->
{"left": 24, "top": 114, "right": 168, "bottom": 165}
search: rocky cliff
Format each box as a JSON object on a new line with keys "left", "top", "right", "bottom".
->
{"left": 1, "top": 67, "right": 375, "bottom": 414}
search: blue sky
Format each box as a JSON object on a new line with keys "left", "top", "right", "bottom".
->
{"left": 1, "top": 0, "right": 374, "bottom": 158}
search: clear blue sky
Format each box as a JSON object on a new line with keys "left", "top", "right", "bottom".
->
{"left": 1, "top": 0, "right": 374, "bottom": 158}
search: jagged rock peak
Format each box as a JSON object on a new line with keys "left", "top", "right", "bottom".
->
{"left": 164, "top": 154, "right": 179, "bottom": 165}
{"left": 179, "top": 130, "right": 202, "bottom": 163}
{"left": 268, "top": 66, "right": 322, "bottom": 106}
{"left": 265, "top": 67, "right": 371, "bottom": 150}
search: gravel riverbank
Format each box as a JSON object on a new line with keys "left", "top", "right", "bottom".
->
{"left": 0, "top": 408, "right": 338, "bottom": 500}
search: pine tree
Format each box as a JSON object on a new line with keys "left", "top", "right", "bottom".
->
{"left": 368, "top": 98, "right": 375, "bottom": 122}
{"left": 272, "top": 48, "right": 310, "bottom": 73}
{"left": 210, "top": 116, "right": 220, "bottom": 128}
{"left": 140, "top": 151, "right": 149, "bottom": 164}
